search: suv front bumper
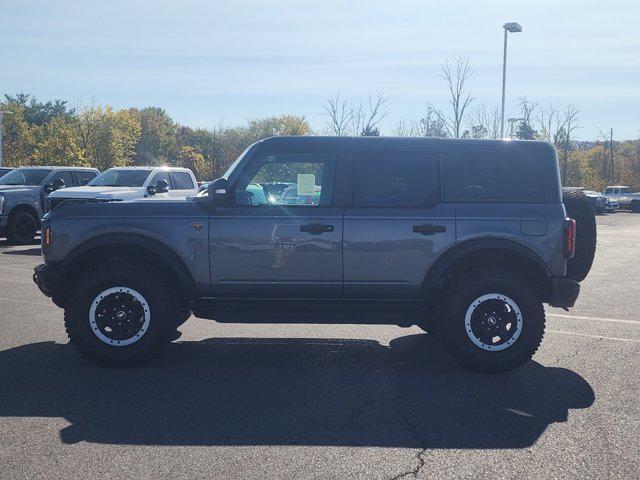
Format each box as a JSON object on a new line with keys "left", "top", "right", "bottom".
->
{"left": 33, "top": 263, "right": 67, "bottom": 305}
{"left": 549, "top": 277, "right": 580, "bottom": 308}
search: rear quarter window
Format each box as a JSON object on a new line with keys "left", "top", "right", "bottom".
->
{"left": 171, "top": 172, "right": 195, "bottom": 190}
{"left": 459, "top": 152, "right": 545, "bottom": 200}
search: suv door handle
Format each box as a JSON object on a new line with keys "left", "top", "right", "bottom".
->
{"left": 413, "top": 224, "right": 447, "bottom": 235}
{"left": 300, "top": 223, "right": 335, "bottom": 235}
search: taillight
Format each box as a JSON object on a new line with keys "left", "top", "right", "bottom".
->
{"left": 43, "top": 227, "right": 52, "bottom": 247}
{"left": 563, "top": 218, "right": 576, "bottom": 259}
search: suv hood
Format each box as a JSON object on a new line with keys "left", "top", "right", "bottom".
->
{"left": 49, "top": 186, "right": 145, "bottom": 199}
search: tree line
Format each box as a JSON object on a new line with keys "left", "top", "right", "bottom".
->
{"left": 2, "top": 56, "right": 640, "bottom": 191}
{"left": 0, "top": 93, "right": 310, "bottom": 180}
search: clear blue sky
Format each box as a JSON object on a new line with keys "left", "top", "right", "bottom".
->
{"left": 1, "top": 0, "right": 638, "bottom": 139}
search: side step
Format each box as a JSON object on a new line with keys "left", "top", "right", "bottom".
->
{"left": 192, "top": 299, "right": 427, "bottom": 327}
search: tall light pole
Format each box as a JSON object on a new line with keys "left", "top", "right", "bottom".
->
{"left": 500, "top": 22, "right": 522, "bottom": 138}
{"left": 0, "top": 110, "right": 13, "bottom": 167}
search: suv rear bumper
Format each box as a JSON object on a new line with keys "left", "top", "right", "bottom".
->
{"left": 549, "top": 277, "right": 580, "bottom": 308}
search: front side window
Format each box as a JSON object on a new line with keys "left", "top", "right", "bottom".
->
{"left": 89, "top": 169, "right": 151, "bottom": 187}
{"left": 49, "top": 170, "right": 75, "bottom": 188}
{"left": 0, "top": 168, "right": 51, "bottom": 186}
{"left": 620, "top": 188, "right": 631, "bottom": 194}
{"left": 149, "top": 171, "right": 171, "bottom": 188}
{"left": 234, "top": 153, "right": 334, "bottom": 206}
{"left": 75, "top": 170, "right": 97, "bottom": 185}
{"left": 353, "top": 153, "right": 440, "bottom": 207}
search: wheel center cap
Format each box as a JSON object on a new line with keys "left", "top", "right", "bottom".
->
{"left": 487, "top": 316, "right": 497, "bottom": 326}
{"left": 116, "top": 311, "right": 127, "bottom": 321}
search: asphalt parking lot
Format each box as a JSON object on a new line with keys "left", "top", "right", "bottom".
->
{"left": 1, "top": 213, "right": 638, "bottom": 480}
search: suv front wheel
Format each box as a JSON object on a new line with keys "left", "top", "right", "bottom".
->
{"left": 64, "top": 259, "right": 180, "bottom": 367}
{"left": 435, "top": 269, "right": 545, "bottom": 373}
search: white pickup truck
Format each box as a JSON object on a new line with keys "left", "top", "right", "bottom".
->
{"left": 602, "top": 185, "right": 640, "bottom": 212}
{"left": 47, "top": 166, "right": 199, "bottom": 212}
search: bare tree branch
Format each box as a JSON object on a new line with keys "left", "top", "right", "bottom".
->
{"left": 321, "top": 93, "right": 352, "bottom": 136}
{"left": 437, "top": 57, "right": 474, "bottom": 138}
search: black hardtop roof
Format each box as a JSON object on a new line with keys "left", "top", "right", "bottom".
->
{"left": 255, "top": 136, "right": 555, "bottom": 155}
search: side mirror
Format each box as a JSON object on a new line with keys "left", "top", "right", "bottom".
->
{"left": 52, "top": 178, "right": 66, "bottom": 191}
{"left": 146, "top": 184, "right": 157, "bottom": 196}
{"left": 207, "top": 178, "right": 231, "bottom": 205}
{"left": 155, "top": 179, "right": 170, "bottom": 194}
{"left": 81, "top": 178, "right": 90, "bottom": 186}
{"left": 44, "top": 183, "right": 54, "bottom": 194}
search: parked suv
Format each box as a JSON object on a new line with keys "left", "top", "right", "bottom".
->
{"left": 34, "top": 137, "right": 590, "bottom": 372}
{"left": 602, "top": 185, "right": 640, "bottom": 212}
{"left": 0, "top": 166, "right": 99, "bottom": 244}
{"left": 46, "top": 166, "right": 199, "bottom": 212}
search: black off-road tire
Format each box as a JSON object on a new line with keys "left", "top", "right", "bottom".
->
{"left": 64, "top": 259, "right": 180, "bottom": 367}
{"left": 435, "top": 269, "right": 545, "bottom": 373}
{"left": 562, "top": 188, "right": 597, "bottom": 282}
{"left": 6, "top": 210, "right": 38, "bottom": 245}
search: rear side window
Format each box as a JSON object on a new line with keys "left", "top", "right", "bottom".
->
{"left": 171, "top": 172, "right": 195, "bottom": 190}
{"left": 460, "top": 152, "right": 544, "bottom": 200}
{"left": 75, "top": 170, "right": 97, "bottom": 186}
{"left": 353, "top": 153, "right": 439, "bottom": 207}
{"left": 620, "top": 188, "right": 631, "bottom": 194}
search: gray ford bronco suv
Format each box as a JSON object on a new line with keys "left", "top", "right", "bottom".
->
{"left": 0, "top": 166, "right": 99, "bottom": 244}
{"left": 34, "top": 137, "right": 591, "bottom": 372}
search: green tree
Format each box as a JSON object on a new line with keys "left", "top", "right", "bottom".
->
{"left": 4, "top": 93, "right": 74, "bottom": 126}
{"left": 0, "top": 102, "right": 36, "bottom": 166}
{"left": 76, "top": 106, "right": 141, "bottom": 170}
{"left": 175, "top": 145, "right": 210, "bottom": 180}
{"left": 31, "top": 117, "right": 87, "bottom": 166}
{"left": 130, "top": 107, "right": 176, "bottom": 166}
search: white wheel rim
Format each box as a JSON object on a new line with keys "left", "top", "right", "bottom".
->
{"left": 89, "top": 287, "right": 151, "bottom": 346}
{"left": 464, "top": 293, "right": 523, "bottom": 352}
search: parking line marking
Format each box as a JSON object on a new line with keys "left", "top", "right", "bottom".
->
{"left": 547, "top": 329, "right": 640, "bottom": 343}
{"left": 547, "top": 313, "right": 640, "bottom": 325}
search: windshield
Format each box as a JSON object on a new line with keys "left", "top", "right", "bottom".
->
{"left": 88, "top": 169, "right": 152, "bottom": 187}
{"left": 0, "top": 168, "right": 52, "bottom": 186}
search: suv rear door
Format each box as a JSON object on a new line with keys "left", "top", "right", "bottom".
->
{"left": 209, "top": 150, "right": 342, "bottom": 298}
{"left": 343, "top": 152, "right": 455, "bottom": 298}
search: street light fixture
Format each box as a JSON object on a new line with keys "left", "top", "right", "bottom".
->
{"left": 500, "top": 22, "right": 522, "bottom": 139}
{"left": 0, "top": 110, "right": 14, "bottom": 168}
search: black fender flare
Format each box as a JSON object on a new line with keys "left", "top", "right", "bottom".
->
{"left": 61, "top": 233, "right": 198, "bottom": 296}
{"left": 421, "top": 237, "right": 551, "bottom": 294}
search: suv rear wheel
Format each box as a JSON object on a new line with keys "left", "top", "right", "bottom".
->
{"left": 64, "top": 259, "right": 180, "bottom": 367}
{"left": 435, "top": 269, "right": 545, "bottom": 373}
{"left": 7, "top": 210, "right": 38, "bottom": 245}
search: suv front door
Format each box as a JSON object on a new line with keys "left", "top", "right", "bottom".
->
{"left": 209, "top": 151, "right": 342, "bottom": 298}
{"left": 343, "top": 152, "right": 455, "bottom": 299}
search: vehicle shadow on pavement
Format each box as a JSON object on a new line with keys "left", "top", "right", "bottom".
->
{"left": 0, "top": 334, "right": 595, "bottom": 448}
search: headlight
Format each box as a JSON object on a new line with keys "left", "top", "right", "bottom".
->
{"left": 0, "top": 194, "right": 4, "bottom": 214}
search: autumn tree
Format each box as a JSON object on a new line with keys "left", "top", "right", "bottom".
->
{"left": 76, "top": 106, "right": 141, "bottom": 170}
{"left": 31, "top": 117, "right": 87, "bottom": 166}
{"left": 130, "top": 107, "right": 176, "bottom": 166}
